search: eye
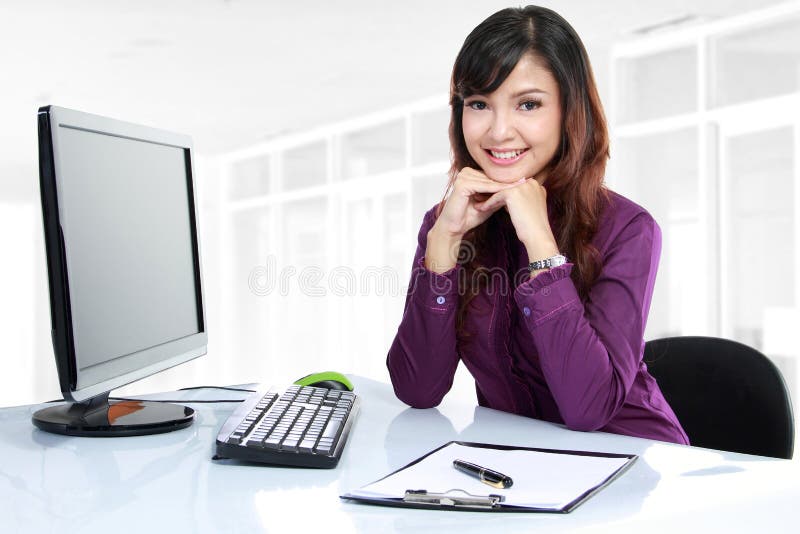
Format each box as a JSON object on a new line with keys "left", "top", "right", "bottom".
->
{"left": 465, "top": 100, "right": 487, "bottom": 111}
{"left": 520, "top": 100, "right": 542, "bottom": 111}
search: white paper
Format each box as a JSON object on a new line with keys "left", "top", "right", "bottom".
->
{"left": 347, "top": 443, "right": 632, "bottom": 510}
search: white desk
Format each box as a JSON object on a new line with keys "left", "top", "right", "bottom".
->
{"left": 1, "top": 376, "right": 797, "bottom": 533}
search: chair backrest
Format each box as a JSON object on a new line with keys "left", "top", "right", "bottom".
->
{"left": 644, "top": 336, "right": 795, "bottom": 459}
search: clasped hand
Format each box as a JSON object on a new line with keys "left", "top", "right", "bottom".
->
{"left": 432, "top": 167, "right": 559, "bottom": 263}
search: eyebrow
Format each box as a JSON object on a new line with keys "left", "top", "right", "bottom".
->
{"left": 464, "top": 88, "right": 549, "bottom": 99}
{"left": 512, "top": 88, "right": 548, "bottom": 97}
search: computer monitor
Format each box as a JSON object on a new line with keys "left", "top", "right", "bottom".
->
{"left": 33, "top": 105, "right": 207, "bottom": 436}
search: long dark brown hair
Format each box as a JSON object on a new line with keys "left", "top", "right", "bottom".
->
{"left": 443, "top": 5, "right": 610, "bottom": 333}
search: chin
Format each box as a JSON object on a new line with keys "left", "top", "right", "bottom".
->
{"left": 484, "top": 172, "right": 521, "bottom": 184}
{"left": 482, "top": 164, "right": 537, "bottom": 184}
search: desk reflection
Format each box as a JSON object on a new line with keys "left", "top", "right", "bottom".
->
{"left": 20, "top": 410, "right": 203, "bottom": 531}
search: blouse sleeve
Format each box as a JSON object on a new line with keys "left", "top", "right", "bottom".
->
{"left": 386, "top": 209, "right": 461, "bottom": 408}
{"left": 513, "top": 211, "right": 661, "bottom": 431}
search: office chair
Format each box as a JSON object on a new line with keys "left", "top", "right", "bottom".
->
{"left": 644, "top": 336, "right": 795, "bottom": 459}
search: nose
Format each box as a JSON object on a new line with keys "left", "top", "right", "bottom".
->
{"left": 487, "top": 109, "right": 515, "bottom": 143}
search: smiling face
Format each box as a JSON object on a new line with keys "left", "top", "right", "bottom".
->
{"left": 461, "top": 53, "right": 562, "bottom": 184}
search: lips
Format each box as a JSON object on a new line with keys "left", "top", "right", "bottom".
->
{"left": 485, "top": 148, "right": 528, "bottom": 165}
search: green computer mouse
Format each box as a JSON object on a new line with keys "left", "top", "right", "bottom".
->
{"left": 294, "top": 371, "right": 354, "bottom": 391}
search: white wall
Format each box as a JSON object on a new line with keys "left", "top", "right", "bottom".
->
{"left": 0, "top": 0, "right": 793, "bottom": 406}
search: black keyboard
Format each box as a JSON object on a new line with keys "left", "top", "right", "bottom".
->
{"left": 214, "top": 384, "right": 359, "bottom": 468}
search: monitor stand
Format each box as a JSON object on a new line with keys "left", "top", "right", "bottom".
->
{"left": 31, "top": 392, "right": 195, "bottom": 437}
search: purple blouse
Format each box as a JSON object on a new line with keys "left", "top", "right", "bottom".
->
{"left": 386, "top": 190, "right": 689, "bottom": 445}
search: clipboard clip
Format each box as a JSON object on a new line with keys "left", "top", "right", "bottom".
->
{"left": 403, "top": 489, "right": 505, "bottom": 509}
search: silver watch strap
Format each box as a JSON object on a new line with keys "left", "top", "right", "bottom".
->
{"left": 528, "top": 254, "right": 567, "bottom": 271}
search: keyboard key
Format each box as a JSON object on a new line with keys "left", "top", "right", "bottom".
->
{"left": 245, "top": 438, "right": 265, "bottom": 448}
{"left": 263, "top": 436, "right": 282, "bottom": 449}
{"left": 321, "top": 419, "right": 342, "bottom": 440}
{"left": 299, "top": 439, "right": 316, "bottom": 453}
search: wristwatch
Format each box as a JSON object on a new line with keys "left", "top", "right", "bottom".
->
{"left": 528, "top": 254, "right": 567, "bottom": 272}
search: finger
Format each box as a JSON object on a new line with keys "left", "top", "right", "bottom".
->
{"left": 467, "top": 171, "right": 527, "bottom": 187}
{"left": 457, "top": 167, "right": 524, "bottom": 188}
{"left": 473, "top": 199, "right": 505, "bottom": 215}
{"left": 475, "top": 190, "right": 508, "bottom": 212}
{"left": 455, "top": 180, "right": 512, "bottom": 198}
{"left": 458, "top": 176, "right": 526, "bottom": 197}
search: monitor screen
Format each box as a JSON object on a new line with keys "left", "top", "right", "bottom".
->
{"left": 34, "top": 106, "right": 206, "bottom": 436}
{"left": 57, "top": 126, "right": 201, "bottom": 389}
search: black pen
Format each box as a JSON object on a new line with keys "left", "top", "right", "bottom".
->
{"left": 453, "top": 459, "right": 514, "bottom": 489}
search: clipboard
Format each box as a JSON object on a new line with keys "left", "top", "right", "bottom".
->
{"left": 341, "top": 441, "right": 637, "bottom": 513}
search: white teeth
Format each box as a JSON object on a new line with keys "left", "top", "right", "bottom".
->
{"left": 490, "top": 149, "right": 524, "bottom": 159}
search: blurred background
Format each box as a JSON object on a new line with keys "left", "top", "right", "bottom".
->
{"left": 1, "top": 0, "right": 799, "bottom": 410}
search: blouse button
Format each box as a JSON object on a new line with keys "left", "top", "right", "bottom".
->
{"left": 523, "top": 306, "right": 531, "bottom": 317}
{"left": 436, "top": 296, "right": 446, "bottom": 305}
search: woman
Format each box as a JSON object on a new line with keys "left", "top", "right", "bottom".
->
{"left": 386, "top": 5, "right": 688, "bottom": 444}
